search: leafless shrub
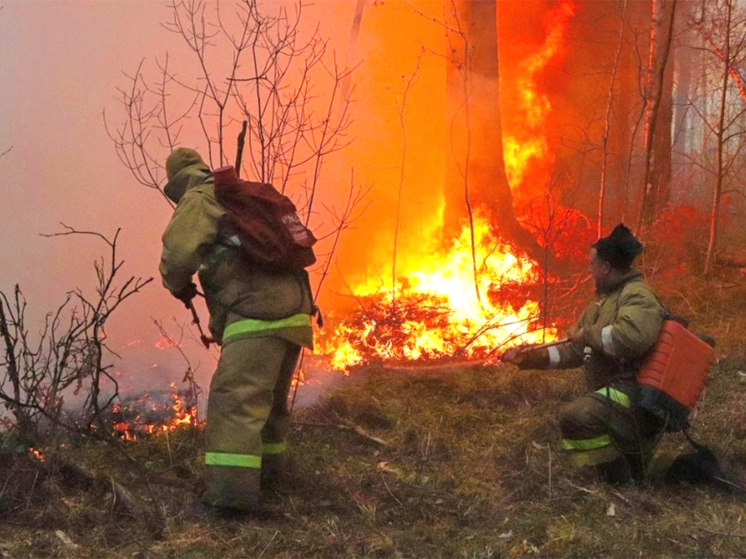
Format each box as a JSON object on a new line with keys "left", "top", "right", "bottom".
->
{"left": 0, "top": 226, "right": 152, "bottom": 442}
{"left": 105, "top": 0, "right": 361, "bottom": 247}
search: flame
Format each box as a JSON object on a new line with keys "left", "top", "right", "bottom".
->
{"left": 155, "top": 336, "right": 176, "bottom": 349}
{"left": 320, "top": 209, "right": 555, "bottom": 371}
{"left": 112, "top": 388, "right": 203, "bottom": 440}
{"left": 28, "top": 447, "right": 46, "bottom": 462}
{"left": 504, "top": 0, "right": 575, "bottom": 195}
{"left": 290, "top": 367, "right": 307, "bottom": 390}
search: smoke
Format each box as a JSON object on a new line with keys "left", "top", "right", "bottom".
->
{"left": 0, "top": 0, "right": 642, "bottom": 396}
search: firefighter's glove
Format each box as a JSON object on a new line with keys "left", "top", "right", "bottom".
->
{"left": 172, "top": 282, "right": 198, "bottom": 308}
{"left": 501, "top": 345, "right": 549, "bottom": 369}
{"left": 569, "top": 327, "right": 586, "bottom": 344}
{"left": 500, "top": 345, "right": 527, "bottom": 366}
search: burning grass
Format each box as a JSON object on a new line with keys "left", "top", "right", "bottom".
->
{"left": 111, "top": 383, "right": 203, "bottom": 441}
{"left": 319, "top": 210, "right": 561, "bottom": 371}
{"left": 2, "top": 271, "right": 746, "bottom": 558}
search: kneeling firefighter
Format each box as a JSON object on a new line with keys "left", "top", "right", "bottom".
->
{"left": 502, "top": 224, "right": 666, "bottom": 484}
{"left": 159, "top": 148, "right": 314, "bottom": 511}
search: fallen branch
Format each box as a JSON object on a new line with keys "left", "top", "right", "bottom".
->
{"left": 697, "top": 525, "right": 746, "bottom": 538}
{"left": 293, "top": 420, "right": 388, "bottom": 447}
{"left": 562, "top": 479, "right": 600, "bottom": 496}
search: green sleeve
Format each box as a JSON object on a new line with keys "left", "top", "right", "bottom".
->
{"left": 518, "top": 341, "right": 584, "bottom": 370}
{"left": 159, "top": 188, "right": 225, "bottom": 294}
{"left": 552, "top": 341, "right": 585, "bottom": 369}
{"left": 584, "top": 286, "right": 664, "bottom": 361}
{"left": 518, "top": 305, "right": 591, "bottom": 370}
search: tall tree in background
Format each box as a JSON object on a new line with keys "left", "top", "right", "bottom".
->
{"left": 637, "top": 0, "right": 678, "bottom": 232}
{"left": 690, "top": 0, "right": 746, "bottom": 275}
{"left": 649, "top": 2, "right": 677, "bottom": 216}
{"left": 598, "top": 0, "right": 629, "bottom": 237}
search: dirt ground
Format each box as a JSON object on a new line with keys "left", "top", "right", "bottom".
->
{"left": 2, "top": 271, "right": 746, "bottom": 558}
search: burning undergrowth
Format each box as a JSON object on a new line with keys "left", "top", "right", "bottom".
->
{"left": 321, "top": 285, "right": 548, "bottom": 371}
{"left": 319, "top": 211, "right": 558, "bottom": 371}
{"left": 110, "top": 382, "right": 203, "bottom": 440}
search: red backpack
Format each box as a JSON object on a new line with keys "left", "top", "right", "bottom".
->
{"left": 212, "top": 165, "right": 317, "bottom": 270}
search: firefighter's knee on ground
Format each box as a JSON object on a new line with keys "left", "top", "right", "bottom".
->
{"left": 558, "top": 396, "right": 602, "bottom": 435}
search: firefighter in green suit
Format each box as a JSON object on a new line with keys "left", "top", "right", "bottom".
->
{"left": 502, "top": 224, "right": 666, "bottom": 483}
{"left": 159, "top": 148, "right": 313, "bottom": 511}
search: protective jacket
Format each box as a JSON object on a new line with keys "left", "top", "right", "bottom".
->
{"left": 159, "top": 148, "right": 313, "bottom": 511}
{"left": 159, "top": 153, "right": 313, "bottom": 347}
{"left": 519, "top": 269, "right": 666, "bottom": 471}
{"left": 520, "top": 269, "right": 665, "bottom": 390}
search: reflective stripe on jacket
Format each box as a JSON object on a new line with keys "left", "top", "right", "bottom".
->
{"left": 520, "top": 269, "right": 665, "bottom": 390}
{"left": 160, "top": 161, "right": 313, "bottom": 346}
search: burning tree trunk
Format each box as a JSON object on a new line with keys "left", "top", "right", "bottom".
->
{"left": 444, "top": 0, "right": 549, "bottom": 267}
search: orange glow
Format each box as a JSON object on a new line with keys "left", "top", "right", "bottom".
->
{"left": 319, "top": 209, "right": 555, "bottom": 371}
{"left": 290, "top": 367, "right": 307, "bottom": 390}
{"left": 504, "top": 0, "right": 575, "bottom": 197}
{"left": 155, "top": 336, "right": 176, "bottom": 349}
{"left": 316, "top": 3, "right": 578, "bottom": 372}
{"left": 112, "top": 389, "right": 203, "bottom": 440}
{"left": 28, "top": 447, "right": 46, "bottom": 462}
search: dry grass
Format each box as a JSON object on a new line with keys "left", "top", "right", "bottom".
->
{"left": 2, "top": 272, "right": 746, "bottom": 558}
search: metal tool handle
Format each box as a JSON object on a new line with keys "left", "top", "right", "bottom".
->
{"left": 187, "top": 300, "right": 214, "bottom": 349}
{"left": 523, "top": 338, "right": 570, "bottom": 351}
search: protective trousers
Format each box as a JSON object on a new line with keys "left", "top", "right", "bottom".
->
{"left": 558, "top": 387, "right": 661, "bottom": 473}
{"left": 202, "top": 335, "right": 300, "bottom": 511}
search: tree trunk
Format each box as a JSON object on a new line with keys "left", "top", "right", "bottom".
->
{"left": 444, "top": 0, "right": 548, "bottom": 265}
{"left": 672, "top": 12, "right": 692, "bottom": 155}
{"left": 598, "top": 0, "right": 628, "bottom": 237}
{"left": 704, "top": 0, "right": 732, "bottom": 276}
{"left": 671, "top": 1, "right": 694, "bottom": 201}
{"left": 637, "top": 0, "right": 677, "bottom": 232}
{"left": 651, "top": 31, "right": 674, "bottom": 214}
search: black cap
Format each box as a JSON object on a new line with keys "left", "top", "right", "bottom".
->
{"left": 592, "top": 224, "right": 643, "bottom": 269}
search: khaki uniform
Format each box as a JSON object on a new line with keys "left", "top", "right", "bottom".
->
{"left": 520, "top": 269, "right": 665, "bottom": 469}
{"left": 160, "top": 149, "right": 313, "bottom": 511}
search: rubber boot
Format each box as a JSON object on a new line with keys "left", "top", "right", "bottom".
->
{"left": 260, "top": 454, "right": 285, "bottom": 492}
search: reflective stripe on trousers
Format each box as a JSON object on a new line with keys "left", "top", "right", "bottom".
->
{"left": 560, "top": 387, "right": 632, "bottom": 467}
{"left": 202, "top": 335, "right": 299, "bottom": 511}
{"left": 206, "top": 452, "right": 262, "bottom": 468}
{"left": 204, "top": 441, "right": 286, "bottom": 469}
